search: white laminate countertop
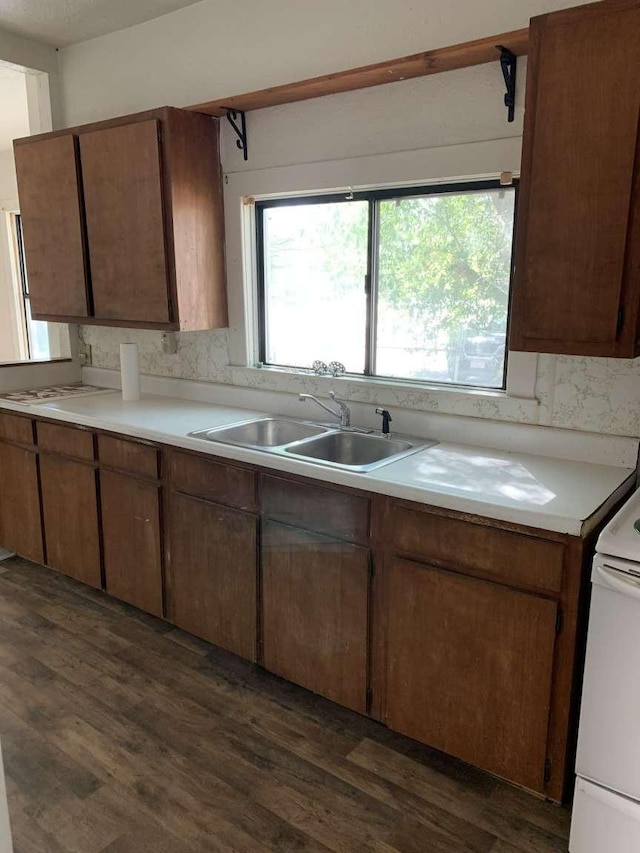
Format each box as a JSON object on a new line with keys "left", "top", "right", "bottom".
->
{"left": 0, "top": 391, "right": 635, "bottom": 537}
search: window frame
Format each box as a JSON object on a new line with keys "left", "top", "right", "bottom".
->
{"left": 14, "top": 213, "right": 35, "bottom": 359}
{"left": 255, "top": 177, "right": 519, "bottom": 392}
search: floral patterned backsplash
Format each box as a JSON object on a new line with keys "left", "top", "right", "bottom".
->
{"left": 79, "top": 326, "right": 640, "bottom": 439}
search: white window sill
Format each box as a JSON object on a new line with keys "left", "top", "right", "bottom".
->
{"left": 247, "top": 363, "right": 508, "bottom": 396}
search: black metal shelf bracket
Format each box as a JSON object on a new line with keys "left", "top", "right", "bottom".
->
{"left": 225, "top": 108, "right": 248, "bottom": 160}
{"left": 498, "top": 46, "right": 517, "bottom": 123}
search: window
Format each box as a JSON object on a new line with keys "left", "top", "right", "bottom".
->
{"left": 256, "top": 179, "right": 517, "bottom": 389}
{"left": 13, "top": 213, "right": 53, "bottom": 360}
{"left": 2, "top": 213, "right": 69, "bottom": 363}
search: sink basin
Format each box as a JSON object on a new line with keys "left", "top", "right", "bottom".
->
{"left": 285, "top": 431, "right": 434, "bottom": 472}
{"left": 189, "top": 417, "right": 328, "bottom": 448}
{"left": 190, "top": 416, "right": 437, "bottom": 473}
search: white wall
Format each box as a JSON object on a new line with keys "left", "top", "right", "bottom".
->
{"left": 58, "top": 0, "right": 640, "bottom": 439}
{"left": 58, "top": 0, "right": 586, "bottom": 126}
{"left": 0, "top": 149, "right": 21, "bottom": 362}
{"left": 0, "top": 34, "right": 73, "bottom": 385}
{"left": 0, "top": 27, "right": 60, "bottom": 126}
{"left": 0, "top": 66, "right": 29, "bottom": 363}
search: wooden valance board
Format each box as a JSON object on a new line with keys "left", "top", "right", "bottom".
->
{"left": 188, "top": 28, "right": 529, "bottom": 117}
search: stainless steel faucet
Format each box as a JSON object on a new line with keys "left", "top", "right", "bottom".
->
{"left": 298, "top": 391, "right": 351, "bottom": 427}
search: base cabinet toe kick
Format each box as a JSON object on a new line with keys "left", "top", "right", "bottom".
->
{"left": 0, "top": 410, "right": 611, "bottom": 803}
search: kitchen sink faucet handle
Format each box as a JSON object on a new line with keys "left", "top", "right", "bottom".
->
{"left": 375, "top": 407, "right": 393, "bottom": 436}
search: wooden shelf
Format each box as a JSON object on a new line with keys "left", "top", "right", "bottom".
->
{"left": 188, "top": 28, "right": 529, "bottom": 117}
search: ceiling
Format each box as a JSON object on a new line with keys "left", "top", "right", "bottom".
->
{"left": 0, "top": 0, "right": 204, "bottom": 47}
{"left": 0, "top": 65, "right": 29, "bottom": 151}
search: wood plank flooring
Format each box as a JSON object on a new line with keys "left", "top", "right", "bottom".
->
{"left": 0, "top": 557, "right": 571, "bottom": 852}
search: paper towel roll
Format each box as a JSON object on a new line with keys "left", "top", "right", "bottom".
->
{"left": 120, "top": 343, "right": 141, "bottom": 401}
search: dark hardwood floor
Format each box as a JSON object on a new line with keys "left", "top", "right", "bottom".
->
{"left": 0, "top": 556, "right": 571, "bottom": 852}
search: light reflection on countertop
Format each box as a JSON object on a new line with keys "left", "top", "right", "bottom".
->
{"left": 396, "top": 450, "right": 557, "bottom": 506}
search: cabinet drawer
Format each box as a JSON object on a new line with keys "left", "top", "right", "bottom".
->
{"left": 169, "top": 450, "right": 256, "bottom": 511}
{"left": 260, "top": 474, "right": 370, "bottom": 544}
{"left": 0, "top": 412, "right": 34, "bottom": 446}
{"left": 37, "top": 421, "right": 95, "bottom": 461}
{"left": 390, "top": 504, "right": 564, "bottom": 593}
{"left": 98, "top": 434, "right": 159, "bottom": 480}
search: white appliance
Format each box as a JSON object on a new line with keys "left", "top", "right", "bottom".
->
{"left": 570, "top": 487, "right": 640, "bottom": 852}
{"left": 0, "top": 741, "right": 12, "bottom": 853}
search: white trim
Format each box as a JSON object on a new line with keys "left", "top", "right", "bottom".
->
{"left": 223, "top": 136, "right": 536, "bottom": 399}
{"left": 506, "top": 351, "right": 539, "bottom": 400}
{"left": 25, "top": 71, "right": 52, "bottom": 135}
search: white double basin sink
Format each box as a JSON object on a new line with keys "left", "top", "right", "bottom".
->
{"left": 189, "top": 417, "right": 437, "bottom": 473}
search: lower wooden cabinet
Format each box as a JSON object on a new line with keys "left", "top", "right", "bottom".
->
{"left": 40, "top": 453, "right": 101, "bottom": 588}
{"left": 100, "top": 469, "right": 163, "bottom": 617}
{"left": 0, "top": 440, "right": 43, "bottom": 563}
{"left": 1, "top": 415, "right": 601, "bottom": 803}
{"left": 384, "top": 556, "right": 559, "bottom": 792}
{"left": 166, "top": 491, "right": 258, "bottom": 661}
{"left": 261, "top": 520, "right": 370, "bottom": 714}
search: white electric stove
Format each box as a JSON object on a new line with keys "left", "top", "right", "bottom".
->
{"left": 571, "top": 486, "right": 640, "bottom": 852}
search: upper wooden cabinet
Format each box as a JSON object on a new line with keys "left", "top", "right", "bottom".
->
{"left": 14, "top": 107, "right": 228, "bottom": 331}
{"left": 13, "top": 135, "right": 90, "bottom": 318}
{"left": 510, "top": 1, "right": 640, "bottom": 357}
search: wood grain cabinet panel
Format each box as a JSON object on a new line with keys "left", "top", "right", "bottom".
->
{"left": 260, "top": 474, "right": 370, "bottom": 544}
{"left": 510, "top": 2, "right": 640, "bottom": 356}
{"left": 13, "top": 134, "right": 89, "bottom": 319}
{"left": 0, "top": 413, "right": 34, "bottom": 446}
{"left": 37, "top": 421, "right": 95, "bottom": 461}
{"left": 0, "top": 441, "right": 43, "bottom": 562}
{"left": 40, "top": 453, "right": 101, "bottom": 588}
{"left": 100, "top": 470, "right": 163, "bottom": 616}
{"left": 80, "top": 120, "right": 170, "bottom": 324}
{"left": 98, "top": 434, "right": 159, "bottom": 480}
{"left": 384, "top": 557, "right": 558, "bottom": 792}
{"left": 166, "top": 491, "right": 257, "bottom": 661}
{"left": 262, "top": 520, "right": 370, "bottom": 713}
{"left": 390, "top": 504, "right": 564, "bottom": 593}
{"left": 13, "top": 107, "right": 227, "bottom": 331}
{"left": 169, "top": 450, "right": 256, "bottom": 511}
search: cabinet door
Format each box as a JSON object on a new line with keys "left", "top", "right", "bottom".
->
{"left": 79, "top": 120, "right": 171, "bottom": 324}
{"left": 167, "top": 492, "right": 257, "bottom": 661}
{"left": 0, "top": 442, "right": 43, "bottom": 562}
{"left": 40, "top": 454, "right": 101, "bottom": 588}
{"left": 510, "top": 3, "right": 640, "bottom": 356}
{"left": 14, "top": 135, "right": 90, "bottom": 319}
{"left": 262, "top": 520, "right": 369, "bottom": 713}
{"left": 385, "top": 557, "right": 557, "bottom": 791}
{"left": 100, "top": 470, "right": 162, "bottom": 617}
